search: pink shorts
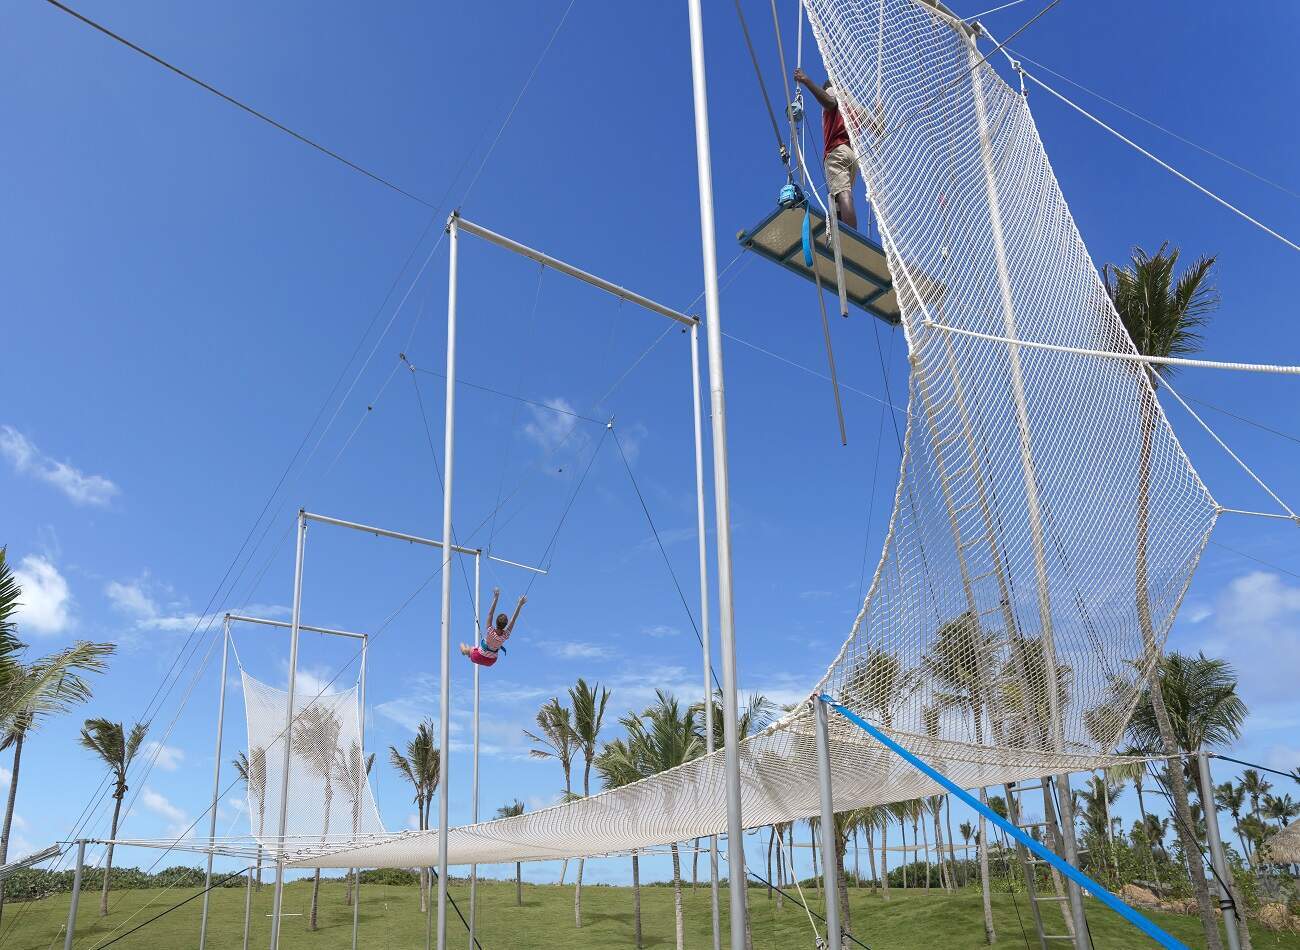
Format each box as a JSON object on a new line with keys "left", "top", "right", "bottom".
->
{"left": 469, "top": 646, "right": 499, "bottom": 667}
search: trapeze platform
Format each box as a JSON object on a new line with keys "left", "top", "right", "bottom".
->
{"left": 738, "top": 204, "right": 901, "bottom": 324}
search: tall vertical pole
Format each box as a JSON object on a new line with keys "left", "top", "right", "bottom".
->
{"left": 468, "top": 553, "right": 481, "bottom": 950}
{"left": 683, "top": 6, "right": 748, "bottom": 943}
{"left": 814, "top": 698, "right": 842, "bottom": 949}
{"left": 351, "top": 635, "right": 368, "bottom": 950}
{"left": 690, "top": 323, "right": 722, "bottom": 950}
{"left": 966, "top": 33, "right": 1088, "bottom": 948}
{"left": 1198, "top": 753, "right": 1243, "bottom": 950}
{"left": 63, "top": 840, "right": 86, "bottom": 950}
{"left": 199, "top": 621, "right": 232, "bottom": 950}
{"left": 270, "top": 510, "right": 308, "bottom": 950}
{"left": 242, "top": 862, "right": 254, "bottom": 950}
{"left": 435, "top": 213, "right": 460, "bottom": 950}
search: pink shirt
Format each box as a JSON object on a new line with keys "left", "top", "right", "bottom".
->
{"left": 483, "top": 624, "right": 510, "bottom": 652}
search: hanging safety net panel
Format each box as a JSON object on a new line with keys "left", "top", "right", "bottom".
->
{"left": 283, "top": 0, "right": 1216, "bottom": 869}
{"left": 242, "top": 671, "right": 386, "bottom": 855}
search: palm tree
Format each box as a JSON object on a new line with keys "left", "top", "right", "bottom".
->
{"left": 1129, "top": 650, "right": 1246, "bottom": 949}
{"left": 390, "top": 720, "right": 439, "bottom": 912}
{"left": 291, "top": 704, "right": 343, "bottom": 930}
{"left": 1263, "top": 793, "right": 1299, "bottom": 829}
{"left": 1215, "top": 781, "right": 1249, "bottom": 866}
{"left": 595, "top": 738, "right": 645, "bottom": 947}
{"left": 523, "top": 696, "right": 576, "bottom": 883}
{"left": 334, "top": 742, "right": 375, "bottom": 907}
{"left": 567, "top": 678, "right": 610, "bottom": 929}
{"left": 0, "top": 550, "right": 113, "bottom": 923}
{"left": 79, "top": 718, "right": 148, "bottom": 915}
{"left": 495, "top": 800, "right": 526, "bottom": 906}
{"left": 606, "top": 690, "right": 702, "bottom": 950}
{"left": 232, "top": 747, "right": 268, "bottom": 887}
{"left": 1241, "top": 769, "right": 1272, "bottom": 835}
{"left": 1105, "top": 243, "right": 1222, "bottom": 949}
{"left": 959, "top": 821, "right": 974, "bottom": 887}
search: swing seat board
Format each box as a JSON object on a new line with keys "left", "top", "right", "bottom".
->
{"left": 737, "top": 205, "right": 901, "bottom": 324}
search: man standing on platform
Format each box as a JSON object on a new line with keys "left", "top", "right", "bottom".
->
{"left": 794, "top": 67, "right": 859, "bottom": 229}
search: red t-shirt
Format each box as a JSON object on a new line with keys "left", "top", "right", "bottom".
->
{"left": 823, "top": 99, "right": 850, "bottom": 156}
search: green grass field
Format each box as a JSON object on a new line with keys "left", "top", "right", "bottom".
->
{"left": 6, "top": 878, "right": 1299, "bottom": 948}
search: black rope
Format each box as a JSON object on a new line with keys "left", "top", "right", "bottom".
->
{"left": 610, "top": 427, "right": 723, "bottom": 695}
{"left": 1211, "top": 753, "right": 1300, "bottom": 784}
{"left": 41, "top": 0, "right": 433, "bottom": 207}
{"left": 742, "top": 865, "right": 871, "bottom": 949}
{"left": 430, "top": 869, "right": 486, "bottom": 950}
{"left": 88, "top": 867, "right": 249, "bottom": 949}
{"left": 410, "top": 366, "right": 605, "bottom": 426}
{"left": 729, "top": 0, "right": 790, "bottom": 169}
{"left": 991, "top": 823, "right": 1033, "bottom": 950}
{"left": 524, "top": 425, "right": 611, "bottom": 595}
{"left": 1144, "top": 759, "right": 1240, "bottom": 914}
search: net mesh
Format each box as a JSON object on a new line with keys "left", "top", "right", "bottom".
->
{"left": 242, "top": 671, "right": 385, "bottom": 854}
{"left": 277, "top": 0, "right": 1217, "bottom": 869}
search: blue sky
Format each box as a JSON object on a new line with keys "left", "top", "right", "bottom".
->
{"left": 1, "top": 0, "right": 1298, "bottom": 906}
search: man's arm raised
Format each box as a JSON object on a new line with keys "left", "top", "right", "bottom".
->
{"left": 795, "top": 67, "right": 837, "bottom": 111}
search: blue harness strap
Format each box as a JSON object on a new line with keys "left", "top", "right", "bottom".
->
{"left": 821, "top": 695, "right": 1190, "bottom": 950}
{"left": 802, "top": 208, "right": 814, "bottom": 267}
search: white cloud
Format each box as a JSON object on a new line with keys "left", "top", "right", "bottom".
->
{"left": 143, "top": 741, "right": 185, "bottom": 772}
{"left": 0, "top": 765, "right": 10, "bottom": 787}
{"left": 539, "top": 641, "right": 613, "bottom": 660}
{"left": 105, "top": 577, "right": 211, "bottom": 634}
{"left": 522, "top": 399, "right": 578, "bottom": 453}
{"left": 1191, "top": 571, "right": 1300, "bottom": 707}
{"left": 12, "top": 555, "right": 72, "bottom": 635}
{"left": 642, "top": 625, "right": 679, "bottom": 639}
{"left": 293, "top": 666, "right": 345, "bottom": 701}
{"left": 0, "top": 425, "right": 119, "bottom": 506}
{"left": 140, "top": 787, "right": 190, "bottom": 837}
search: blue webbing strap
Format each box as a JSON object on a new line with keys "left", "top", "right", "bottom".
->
{"left": 820, "top": 694, "right": 1189, "bottom": 949}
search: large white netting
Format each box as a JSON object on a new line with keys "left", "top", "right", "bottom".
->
{"left": 272, "top": 0, "right": 1217, "bottom": 869}
{"left": 241, "top": 671, "right": 385, "bottom": 854}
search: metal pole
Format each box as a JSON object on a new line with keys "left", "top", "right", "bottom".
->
{"left": 966, "top": 31, "right": 1087, "bottom": 947}
{"left": 199, "top": 621, "right": 231, "bottom": 950}
{"left": 435, "top": 213, "right": 460, "bottom": 950}
{"left": 351, "top": 636, "right": 367, "bottom": 950}
{"left": 814, "top": 698, "right": 842, "bottom": 949}
{"left": 454, "top": 217, "right": 696, "bottom": 327}
{"left": 269, "top": 510, "right": 308, "bottom": 950}
{"left": 469, "top": 553, "right": 481, "bottom": 950}
{"left": 1199, "top": 753, "right": 1243, "bottom": 950}
{"left": 683, "top": 4, "right": 748, "bottom": 944}
{"left": 690, "top": 323, "right": 722, "bottom": 950}
{"left": 63, "top": 840, "right": 85, "bottom": 950}
{"left": 242, "top": 864, "right": 253, "bottom": 950}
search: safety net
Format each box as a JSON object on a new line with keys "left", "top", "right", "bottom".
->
{"left": 274, "top": 0, "right": 1215, "bottom": 868}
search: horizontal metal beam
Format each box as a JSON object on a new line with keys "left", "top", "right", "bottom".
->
{"left": 224, "top": 613, "right": 368, "bottom": 642}
{"left": 303, "top": 511, "right": 479, "bottom": 556}
{"left": 302, "top": 510, "right": 548, "bottom": 574}
{"left": 454, "top": 214, "right": 698, "bottom": 327}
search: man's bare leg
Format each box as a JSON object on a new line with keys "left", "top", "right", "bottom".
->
{"left": 835, "top": 191, "right": 858, "bottom": 230}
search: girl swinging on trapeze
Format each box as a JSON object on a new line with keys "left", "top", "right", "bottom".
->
{"left": 460, "top": 587, "right": 526, "bottom": 668}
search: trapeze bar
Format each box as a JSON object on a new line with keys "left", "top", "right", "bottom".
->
{"left": 485, "top": 553, "right": 548, "bottom": 575}
{"left": 224, "top": 613, "right": 368, "bottom": 642}
{"left": 453, "top": 213, "right": 698, "bottom": 328}
{"left": 302, "top": 510, "right": 479, "bottom": 556}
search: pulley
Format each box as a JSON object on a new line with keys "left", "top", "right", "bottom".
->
{"left": 778, "top": 180, "right": 805, "bottom": 210}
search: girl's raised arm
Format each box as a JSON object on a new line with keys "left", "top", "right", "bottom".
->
{"left": 506, "top": 594, "right": 527, "bottom": 633}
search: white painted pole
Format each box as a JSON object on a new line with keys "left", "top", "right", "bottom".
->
{"left": 269, "top": 510, "right": 308, "bottom": 950}
{"left": 1199, "top": 753, "right": 1243, "bottom": 950}
{"left": 242, "top": 863, "right": 253, "bottom": 950}
{"left": 690, "top": 323, "right": 722, "bottom": 950}
{"left": 814, "top": 698, "right": 841, "bottom": 949}
{"left": 199, "top": 621, "right": 231, "bottom": 950}
{"left": 682, "top": 4, "right": 748, "bottom": 945}
{"left": 352, "top": 636, "right": 367, "bottom": 950}
{"left": 63, "top": 840, "right": 85, "bottom": 950}
{"left": 435, "top": 213, "right": 460, "bottom": 950}
{"left": 469, "top": 552, "right": 481, "bottom": 950}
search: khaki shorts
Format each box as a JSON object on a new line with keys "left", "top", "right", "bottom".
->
{"left": 824, "top": 143, "right": 858, "bottom": 197}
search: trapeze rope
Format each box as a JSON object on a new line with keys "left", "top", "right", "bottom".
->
{"left": 610, "top": 426, "right": 723, "bottom": 694}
